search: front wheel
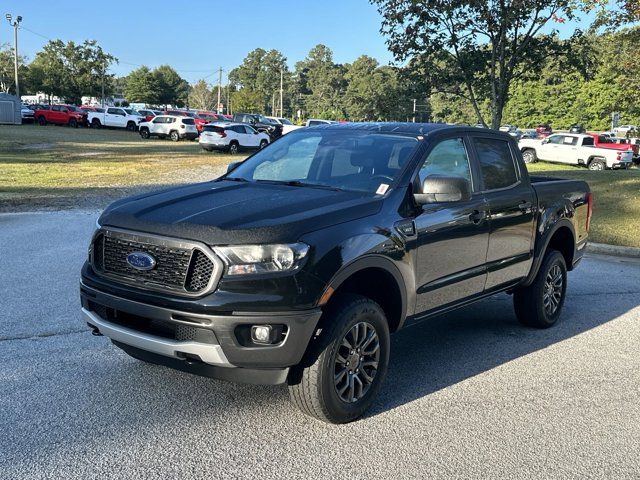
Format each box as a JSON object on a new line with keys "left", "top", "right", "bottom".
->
{"left": 513, "top": 249, "right": 567, "bottom": 328}
{"left": 139, "top": 128, "right": 150, "bottom": 139}
{"left": 38, "top": 116, "right": 46, "bottom": 126}
{"left": 522, "top": 149, "right": 537, "bottom": 164}
{"left": 288, "top": 294, "right": 390, "bottom": 424}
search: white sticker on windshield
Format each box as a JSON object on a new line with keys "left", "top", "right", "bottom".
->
{"left": 376, "top": 183, "right": 389, "bottom": 195}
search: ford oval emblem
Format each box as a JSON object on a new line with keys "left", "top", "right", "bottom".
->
{"left": 126, "top": 251, "right": 156, "bottom": 271}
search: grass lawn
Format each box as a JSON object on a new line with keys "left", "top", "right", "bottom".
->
{"left": 1, "top": 124, "right": 639, "bottom": 247}
{"left": 0, "top": 123, "right": 243, "bottom": 210}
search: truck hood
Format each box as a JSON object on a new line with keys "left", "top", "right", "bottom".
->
{"left": 98, "top": 180, "right": 383, "bottom": 244}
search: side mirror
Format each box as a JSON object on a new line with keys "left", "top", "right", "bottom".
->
{"left": 541, "top": 138, "right": 549, "bottom": 144}
{"left": 414, "top": 176, "right": 471, "bottom": 204}
{"left": 227, "top": 161, "right": 242, "bottom": 173}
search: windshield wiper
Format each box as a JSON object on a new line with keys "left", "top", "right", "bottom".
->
{"left": 255, "top": 179, "right": 342, "bottom": 191}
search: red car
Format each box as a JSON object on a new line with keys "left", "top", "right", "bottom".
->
{"left": 165, "top": 110, "right": 208, "bottom": 133}
{"left": 535, "top": 123, "right": 552, "bottom": 137}
{"left": 196, "top": 111, "right": 230, "bottom": 123}
{"left": 588, "top": 133, "right": 639, "bottom": 157}
{"left": 34, "top": 104, "right": 88, "bottom": 128}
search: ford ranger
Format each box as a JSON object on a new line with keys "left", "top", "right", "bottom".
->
{"left": 519, "top": 133, "right": 633, "bottom": 170}
{"left": 81, "top": 123, "right": 591, "bottom": 423}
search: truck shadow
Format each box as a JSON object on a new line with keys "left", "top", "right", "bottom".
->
{"left": 369, "top": 287, "right": 639, "bottom": 417}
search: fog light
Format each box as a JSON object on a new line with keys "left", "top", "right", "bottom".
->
{"left": 251, "top": 325, "right": 273, "bottom": 344}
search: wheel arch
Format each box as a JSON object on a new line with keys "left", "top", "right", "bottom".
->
{"left": 521, "top": 220, "right": 576, "bottom": 287}
{"left": 320, "top": 255, "right": 408, "bottom": 333}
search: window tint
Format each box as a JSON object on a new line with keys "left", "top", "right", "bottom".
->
{"left": 582, "top": 137, "right": 594, "bottom": 146}
{"left": 419, "top": 138, "right": 471, "bottom": 185}
{"left": 308, "top": 120, "right": 321, "bottom": 126}
{"left": 244, "top": 125, "right": 256, "bottom": 134}
{"left": 561, "top": 136, "right": 578, "bottom": 146}
{"left": 547, "top": 135, "right": 563, "bottom": 144}
{"left": 52, "top": 105, "right": 61, "bottom": 112}
{"left": 152, "top": 117, "right": 165, "bottom": 124}
{"left": 474, "top": 138, "right": 518, "bottom": 190}
{"left": 107, "top": 108, "right": 119, "bottom": 114}
{"left": 181, "top": 118, "right": 195, "bottom": 125}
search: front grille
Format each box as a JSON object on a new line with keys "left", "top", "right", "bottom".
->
{"left": 92, "top": 229, "right": 220, "bottom": 296}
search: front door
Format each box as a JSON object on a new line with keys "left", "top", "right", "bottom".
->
{"left": 470, "top": 135, "right": 536, "bottom": 290}
{"left": 414, "top": 136, "right": 490, "bottom": 315}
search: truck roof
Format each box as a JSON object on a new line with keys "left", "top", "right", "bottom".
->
{"left": 305, "top": 121, "right": 510, "bottom": 137}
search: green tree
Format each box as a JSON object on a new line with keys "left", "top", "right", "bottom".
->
{"left": 154, "top": 65, "right": 189, "bottom": 107}
{"left": 231, "top": 88, "right": 263, "bottom": 112}
{"left": 371, "top": 0, "right": 585, "bottom": 128}
{"left": 228, "top": 48, "right": 290, "bottom": 113}
{"left": 188, "top": 79, "right": 215, "bottom": 111}
{"left": 124, "top": 66, "right": 159, "bottom": 104}
{"left": 295, "top": 44, "right": 346, "bottom": 118}
{"left": 28, "top": 40, "right": 116, "bottom": 103}
{"left": 0, "top": 43, "right": 29, "bottom": 95}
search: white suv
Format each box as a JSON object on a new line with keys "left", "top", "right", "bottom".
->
{"left": 138, "top": 115, "right": 198, "bottom": 141}
{"left": 199, "top": 122, "right": 270, "bottom": 154}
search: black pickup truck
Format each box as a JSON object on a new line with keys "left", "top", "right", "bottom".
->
{"left": 81, "top": 123, "right": 591, "bottom": 423}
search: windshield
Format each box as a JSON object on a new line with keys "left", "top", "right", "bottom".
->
{"left": 279, "top": 118, "right": 293, "bottom": 125}
{"left": 226, "top": 130, "right": 418, "bottom": 194}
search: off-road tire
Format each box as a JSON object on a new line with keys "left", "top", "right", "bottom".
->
{"left": 513, "top": 249, "right": 567, "bottom": 328}
{"left": 288, "top": 294, "right": 390, "bottom": 424}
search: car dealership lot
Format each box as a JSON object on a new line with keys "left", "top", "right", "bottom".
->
{"left": 1, "top": 210, "right": 639, "bottom": 479}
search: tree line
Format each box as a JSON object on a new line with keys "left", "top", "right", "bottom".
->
{"left": 1, "top": 0, "right": 637, "bottom": 129}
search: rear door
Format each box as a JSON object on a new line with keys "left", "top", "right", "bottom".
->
{"left": 470, "top": 135, "right": 535, "bottom": 290}
{"left": 413, "top": 135, "right": 490, "bottom": 314}
{"left": 243, "top": 125, "right": 260, "bottom": 147}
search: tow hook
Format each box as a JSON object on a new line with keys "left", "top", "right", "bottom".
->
{"left": 87, "top": 323, "right": 102, "bottom": 336}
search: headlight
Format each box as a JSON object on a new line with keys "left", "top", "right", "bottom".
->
{"left": 214, "top": 243, "right": 309, "bottom": 276}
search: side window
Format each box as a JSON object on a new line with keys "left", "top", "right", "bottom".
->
{"left": 418, "top": 138, "right": 471, "bottom": 185}
{"left": 562, "top": 136, "right": 578, "bottom": 146}
{"left": 474, "top": 138, "right": 518, "bottom": 191}
{"left": 152, "top": 117, "right": 165, "bottom": 124}
{"left": 244, "top": 126, "right": 256, "bottom": 134}
{"left": 52, "top": 105, "right": 61, "bottom": 112}
{"left": 107, "top": 108, "right": 118, "bottom": 114}
{"left": 582, "top": 137, "right": 594, "bottom": 146}
{"left": 547, "top": 135, "right": 563, "bottom": 144}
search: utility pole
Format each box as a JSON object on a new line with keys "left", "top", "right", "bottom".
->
{"left": 101, "top": 60, "right": 105, "bottom": 108}
{"left": 5, "top": 14, "right": 22, "bottom": 100}
{"left": 412, "top": 99, "right": 417, "bottom": 123}
{"left": 217, "top": 67, "right": 222, "bottom": 113}
{"left": 280, "top": 68, "right": 284, "bottom": 117}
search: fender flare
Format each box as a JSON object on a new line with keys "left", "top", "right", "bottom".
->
{"left": 521, "top": 219, "right": 576, "bottom": 287}
{"left": 323, "top": 255, "right": 409, "bottom": 331}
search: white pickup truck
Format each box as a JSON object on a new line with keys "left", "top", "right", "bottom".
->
{"left": 88, "top": 107, "right": 145, "bottom": 131}
{"left": 519, "top": 133, "right": 634, "bottom": 170}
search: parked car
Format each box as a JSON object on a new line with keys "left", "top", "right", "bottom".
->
{"left": 535, "top": 123, "right": 552, "bottom": 137}
{"left": 87, "top": 107, "right": 144, "bottom": 130}
{"left": 569, "top": 124, "right": 585, "bottom": 134}
{"left": 138, "top": 115, "right": 198, "bottom": 141}
{"left": 519, "top": 133, "right": 633, "bottom": 170}
{"left": 499, "top": 125, "right": 522, "bottom": 140}
{"left": 165, "top": 110, "right": 208, "bottom": 133}
{"left": 21, "top": 104, "right": 34, "bottom": 122}
{"left": 196, "top": 112, "right": 230, "bottom": 125}
{"left": 266, "top": 116, "right": 302, "bottom": 135}
{"left": 232, "top": 113, "right": 283, "bottom": 139}
{"left": 80, "top": 106, "right": 103, "bottom": 113}
{"left": 614, "top": 125, "right": 637, "bottom": 136}
{"left": 305, "top": 118, "right": 337, "bottom": 127}
{"left": 82, "top": 123, "right": 591, "bottom": 423}
{"left": 137, "top": 109, "right": 163, "bottom": 122}
{"left": 34, "top": 104, "right": 88, "bottom": 128}
{"left": 199, "top": 122, "right": 270, "bottom": 153}
{"left": 587, "top": 133, "right": 639, "bottom": 157}
{"left": 520, "top": 130, "right": 538, "bottom": 139}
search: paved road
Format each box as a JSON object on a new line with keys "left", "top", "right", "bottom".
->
{"left": 1, "top": 211, "right": 639, "bottom": 479}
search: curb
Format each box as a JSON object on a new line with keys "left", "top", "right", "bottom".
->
{"left": 587, "top": 242, "right": 640, "bottom": 259}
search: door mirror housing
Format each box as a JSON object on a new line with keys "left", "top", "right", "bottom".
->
{"left": 414, "top": 176, "right": 471, "bottom": 204}
{"left": 541, "top": 138, "right": 549, "bottom": 144}
{"left": 227, "top": 161, "right": 242, "bottom": 173}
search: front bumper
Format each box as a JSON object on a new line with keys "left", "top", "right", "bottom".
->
{"left": 80, "top": 281, "right": 322, "bottom": 384}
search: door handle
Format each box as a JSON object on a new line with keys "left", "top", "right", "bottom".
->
{"left": 469, "top": 210, "right": 486, "bottom": 224}
{"left": 518, "top": 201, "right": 533, "bottom": 213}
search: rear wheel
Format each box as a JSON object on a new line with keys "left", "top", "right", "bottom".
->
{"left": 513, "top": 249, "right": 567, "bottom": 328}
{"left": 288, "top": 294, "right": 390, "bottom": 424}
{"left": 522, "top": 149, "right": 537, "bottom": 164}
{"left": 229, "top": 141, "right": 239, "bottom": 155}
{"left": 588, "top": 158, "right": 606, "bottom": 171}
{"left": 170, "top": 130, "right": 180, "bottom": 142}
{"left": 38, "top": 115, "right": 46, "bottom": 126}
{"left": 139, "top": 127, "right": 150, "bottom": 139}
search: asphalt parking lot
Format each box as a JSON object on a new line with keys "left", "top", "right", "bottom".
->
{"left": 1, "top": 210, "right": 639, "bottom": 479}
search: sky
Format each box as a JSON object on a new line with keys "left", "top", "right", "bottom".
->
{"left": 1, "top": 0, "right": 596, "bottom": 85}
